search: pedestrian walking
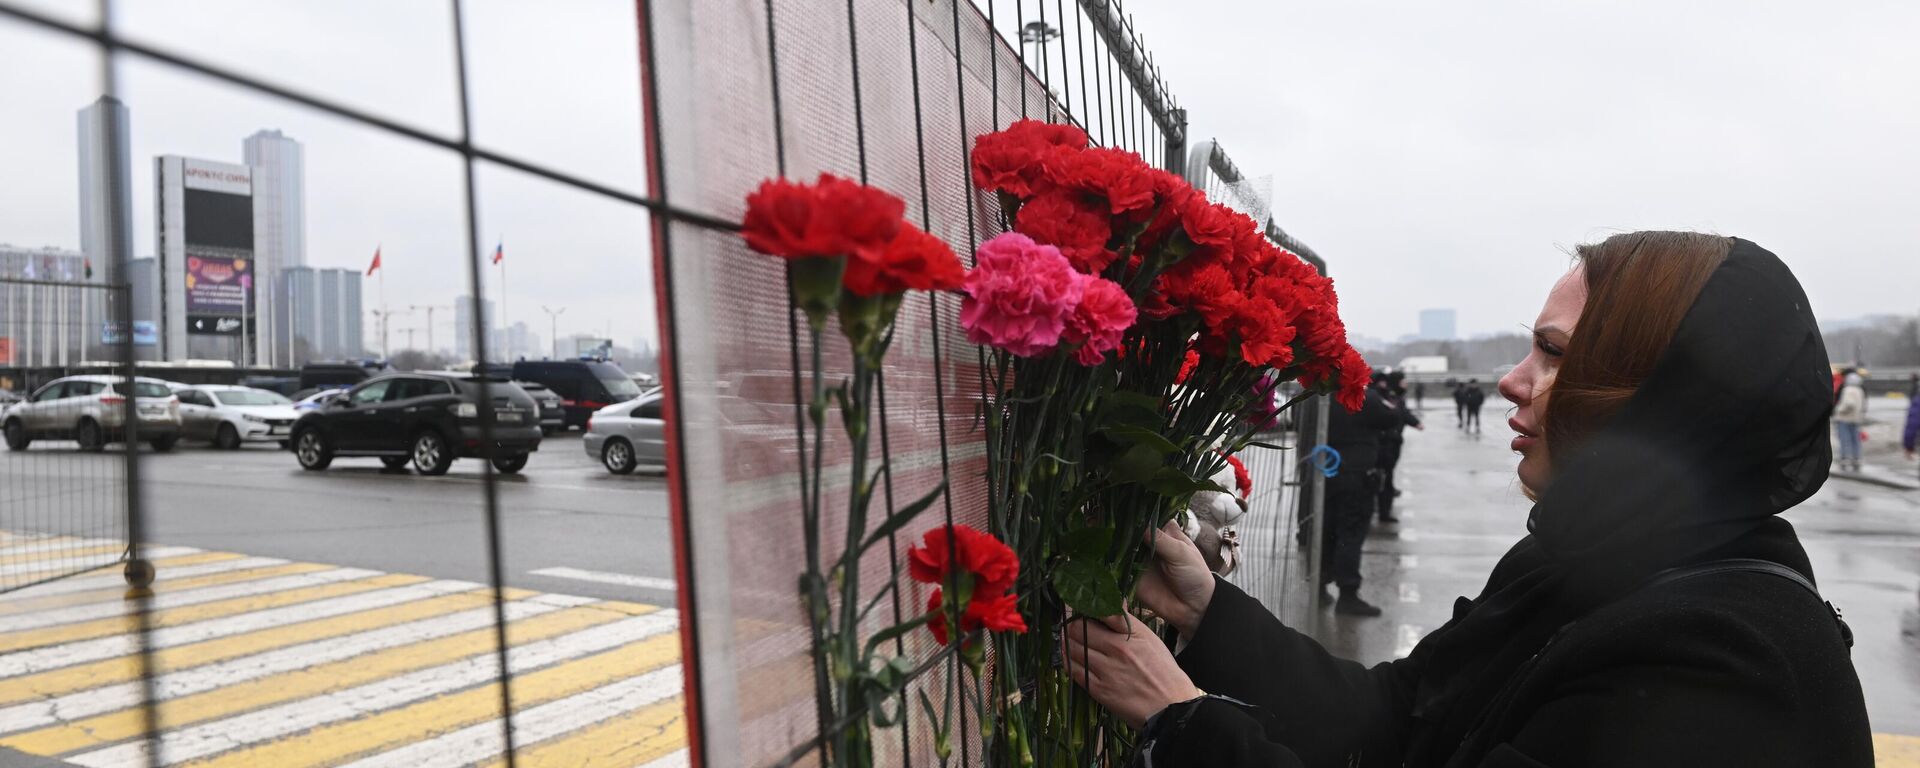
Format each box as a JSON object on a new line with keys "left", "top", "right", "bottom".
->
{"left": 1904, "top": 379, "right": 1920, "bottom": 480}
{"left": 1462, "top": 379, "right": 1485, "bottom": 433}
{"left": 1834, "top": 372, "right": 1865, "bottom": 472}
{"left": 1317, "top": 378, "right": 1402, "bottom": 616}
{"left": 1066, "top": 233, "right": 1870, "bottom": 767}
{"left": 1374, "top": 371, "right": 1422, "bottom": 523}
{"left": 1413, "top": 380, "right": 1425, "bottom": 409}
{"left": 1451, "top": 378, "right": 1467, "bottom": 428}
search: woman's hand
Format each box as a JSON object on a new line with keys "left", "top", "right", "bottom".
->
{"left": 1135, "top": 521, "right": 1216, "bottom": 638}
{"left": 1062, "top": 611, "right": 1204, "bottom": 729}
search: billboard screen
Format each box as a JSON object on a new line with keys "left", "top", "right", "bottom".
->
{"left": 181, "top": 184, "right": 254, "bottom": 335}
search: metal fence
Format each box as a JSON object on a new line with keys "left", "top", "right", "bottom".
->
{"left": 0, "top": 1, "right": 1330, "bottom": 765}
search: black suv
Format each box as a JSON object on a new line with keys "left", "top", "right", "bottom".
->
{"left": 510, "top": 360, "right": 643, "bottom": 430}
{"left": 288, "top": 372, "right": 542, "bottom": 475}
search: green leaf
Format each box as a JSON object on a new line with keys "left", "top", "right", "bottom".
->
{"left": 1098, "top": 391, "right": 1165, "bottom": 429}
{"left": 1108, "top": 443, "right": 1163, "bottom": 481}
{"left": 1143, "top": 467, "right": 1225, "bottom": 497}
{"left": 1053, "top": 558, "right": 1125, "bottom": 617}
{"left": 859, "top": 481, "right": 949, "bottom": 554}
{"left": 1101, "top": 424, "right": 1181, "bottom": 455}
{"left": 1063, "top": 527, "right": 1114, "bottom": 562}
{"left": 1245, "top": 440, "right": 1287, "bottom": 451}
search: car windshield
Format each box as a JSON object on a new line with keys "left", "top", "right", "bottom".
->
{"left": 215, "top": 390, "right": 292, "bottom": 406}
{"left": 599, "top": 376, "right": 642, "bottom": 398}
{"left": 130, "top": 382, "right": 174, "bottom": 399}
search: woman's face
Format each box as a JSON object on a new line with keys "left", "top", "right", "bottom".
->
{"left": 1499, "top": 264, "right": 1587, "bottom": 494}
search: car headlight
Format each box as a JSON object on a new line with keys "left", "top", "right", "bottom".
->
{"left": 449, "top": 402, "right": 478, "bottom": 418}
{"left": 243, "top": 414, "right": 268, "bottom": 423}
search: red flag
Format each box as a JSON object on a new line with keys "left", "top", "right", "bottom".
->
{"left": 491, "top": 242, "right": 504, "bottom": 265}
{"left": 366, "top": 247, "right": 383, "bottom": 276}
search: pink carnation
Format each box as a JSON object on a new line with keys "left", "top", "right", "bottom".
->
{"left": 1063, "top": 275, "right": 1137, "bottom": 366}
{"left": 961, "top": 233, "right": 1084, "bottom": 357}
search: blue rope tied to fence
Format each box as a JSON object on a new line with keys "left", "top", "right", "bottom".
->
{"left": 1301, "top": 445, "right": 1342, "bottom": 478}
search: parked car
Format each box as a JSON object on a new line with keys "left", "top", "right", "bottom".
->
{"left": 0, "top": 389, "right": 20, "bottom": 408}
{"left": 2, "top": 375, "right": 181, "bottom": 452}
{"left": 293, "top": 389, "right": 348, "bottom": 411}
{"left": 584, "top": 393, "right": 665, "bottom": 474}
{"left": 515, "top": 381, "right": 568, "bottom": 435}
{"left": 175, "top": 385, "right": 301, "bottom": 449}
{"left": 511, "top": 360, "right": 644, "bottom": 430}
{"left": 289, "top": 372, "right": 542, "bottom": 475}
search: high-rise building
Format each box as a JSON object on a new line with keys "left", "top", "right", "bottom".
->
{"left": 453, "top": 294, "right": 497, "bottom": 362}
{"left": 504, "top": 321, "right": 539, "bottom": 362}
{"left": 277, "top": 266, "right": 363, "bottom": 364}
{"left": 155, "top": 156, "right": 256, "bottom": 364}
{"left": 77, "top": 97, "right": 133, "bottom": 281}
{"left": 244, "top": 130, "right": 305, "bottom": 367}
{"left": 0, "top": 246, "right": 107, "bottom": 366}
{"left": 1419, "top": 308, "right": 1458, "bottom": 341}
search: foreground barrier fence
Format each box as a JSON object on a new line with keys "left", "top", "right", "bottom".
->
{"left": 0, "top": 0, "right": 1334, "bottom": 764}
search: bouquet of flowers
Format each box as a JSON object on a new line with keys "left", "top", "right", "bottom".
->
{"left": 961, "top": 120, "right": 1368, "bottom": 765}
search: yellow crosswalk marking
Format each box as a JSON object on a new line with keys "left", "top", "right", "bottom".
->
{"left": 178, "top": 621, "right": 681, "bottom": 767}
{"left": 0, "top": 588, "right": 495, "bottom": 707}
{"left": 0, "top": 573, "right": 425, "bottom": 653}
{"left": 0, "top": 561, "right": 329, "bottom": 619}
{"left": 485, "top": 697, "right": 687, "bottom": 768}
{"left": 2, "top": 603, "right": 629, "bottom": 756}
{"left": 1878, "top": 733, "right": 1920, "bottom": 768}
{"left": 0, "top": 543, "right": 127, "bottom": 567}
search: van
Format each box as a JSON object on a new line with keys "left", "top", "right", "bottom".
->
{"left": 510, "top": 360, "right": 643, "bottom": 429}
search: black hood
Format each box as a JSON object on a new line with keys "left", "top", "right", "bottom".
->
{"left": 1403, "top": 238, "right": 1833, "bottom": 764}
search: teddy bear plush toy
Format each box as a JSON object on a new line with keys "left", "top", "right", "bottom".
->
{"left": 1182, "top": 458, "right": 1250, "bottom": 575}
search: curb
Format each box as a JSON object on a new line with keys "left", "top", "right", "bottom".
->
{"left": 1830, "top": 470, "right": 1920, "bottom": 491}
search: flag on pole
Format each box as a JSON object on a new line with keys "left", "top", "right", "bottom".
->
{"left": 367, "top": 247, "right": 383, "bottom": 276}
{"left": 491, "top": 242, "right": 504, "bottom": 265}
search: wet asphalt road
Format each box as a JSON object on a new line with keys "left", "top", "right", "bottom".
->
{"left": 0, "top": 430, "right": 678, "bottom": 605}
{"left": 1320, "top": 402, "right": 1920, "bottom": 738}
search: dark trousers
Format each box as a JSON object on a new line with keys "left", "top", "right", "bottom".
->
{"left": 1322, "top": 468, "right": 1374, "bottom": 590}
{"left": 1465, "top": 407, "right": 1481, "bottom": 432}
{"left": 1376, "top": 440, "right": 1403, "bottom": 519}
{"left": 1456, "top": 401, "right": 1466, "bottom": 426}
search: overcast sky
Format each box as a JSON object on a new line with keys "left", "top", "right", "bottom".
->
{"left": 2, "top": 0, "right": 1916, "bottom": 350}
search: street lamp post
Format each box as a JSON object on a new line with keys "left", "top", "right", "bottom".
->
{"left": 542, "top": 305, "right": 565, "bottom": 360}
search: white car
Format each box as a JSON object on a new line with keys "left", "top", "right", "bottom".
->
{"left": 174, "top": 385, "right": 301, "bottom": 449}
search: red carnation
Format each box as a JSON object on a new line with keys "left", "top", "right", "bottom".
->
{"left": 1047, "top": 146, "right": 1157, "bottom": 215}
{"left": 1175, "top": 196, "right": 1241, "bottom": 252}
{"left": 843, "top": 223, "right": 965, "bottom": 297}
{"left": 909, "top": 525, "right": 1027, "bottom": 647}
{"left": 908, "top": 524, "right": 1019, "bottom": 596}
{"left": 971, "top": 119, "right": 1090, "bottom": 199}
{"left": 740, "top": 173, "right": 904, "bottom": 263}
{"left": 1224, "top": 453, "right": 1252, "bottom": 499}
{"left": 1335, "top": 347, "right": 1372, "bottom": 412}
{"left": 1015, "top": 189, "right": 1116, "bottom": 274}
{"left": 1160, "top": 262, "right": 1244, "bottom": 332}
{"left": 1231, "top": 295, "right": 1299, "bottom": 369}
{"left": 1176, "top": 349, "right": 1200, "bottom": 385}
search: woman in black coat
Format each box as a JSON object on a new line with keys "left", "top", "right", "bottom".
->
{"left": 1064, "top": 233, "right": 1874, "bottom": 766}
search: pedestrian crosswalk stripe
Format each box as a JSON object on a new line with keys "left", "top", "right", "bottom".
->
{"left": 637, "top": 748, "right": 692, "bottom": 768}
{"left": 0, "top": 588, "right": 497, "bottom": 709}
{"left": 0, "top": 539, "right": 689, "bottom": 765}
{"left": 4, "top": 552, "right": 252, "bottom": 599}
{"left": 0, "top": 536, "right": 101, "bottom": 558}
{"left": 71, "top": 611, "right": 679, "bottom": 767}
{"left": 478, "top": 695, "right": 686, "bottom": 768}
{"left": 0, "top": 562, "right": 336, "bottom": 632}
{"left": 0, "top": 578, "right": 478, "bottom": 678}
{"left": 208, "top": 630, "right": 683, "bottom": 768}
{"left": 345, "top": 664, "right": 683, "bottom": 768}
{"left": 0, "top": 570, "right": 405, "bottom": 654}
{"left": 0, "top": 546, "right": 197, "bottom": 580}
{"left": 0, "top": 556, "right": 280, "bottom": 616}
{"left": 0, "top": 600, "right": 617, "bottom": 756}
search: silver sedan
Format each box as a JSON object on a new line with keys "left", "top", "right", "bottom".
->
{"left": 584, "top": 393, "right": 665, "bottom": 474}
